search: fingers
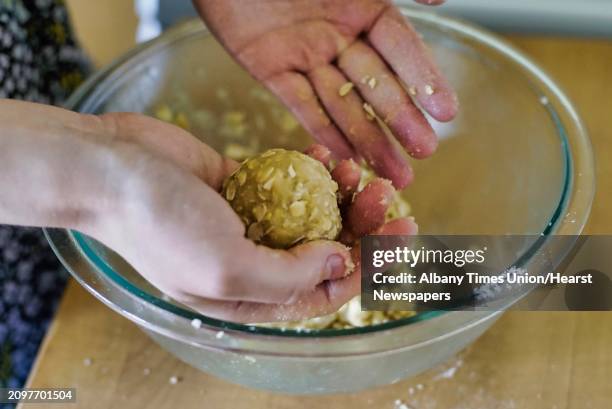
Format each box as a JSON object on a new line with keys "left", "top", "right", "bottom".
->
{"left": 246, "top": 219, "right": 418, "bottom": 322}
{"left": 346, "top": 178, "right": 395, "bottom": 236}
{"left": 308, "top": 65, "right": 413, "bottom": 189}
{"left": 304, "top": 144, "right": 361, "bottom": 204}
{"left": 338, "top": 41, "right": 438, "bottom": 159}
{"left": 368, "top": 7, "right": 458, "bottom": 122}
{"left": 350, "top": 216, "right": 419, "bottom": 266}
{"left": 376, "top": 217, "right": 419, "bottom": 236}
{"left": 181, "top": 238, "right": 354, "bottom": 306}
{"left": 304, "top": 143, "right": 405, "bottom": 238}
{"left": 248, "top": 239, "right": 354, "bottom": 304}
{"left": 331, "top": 159, "right": 361, "bottom": 204}
{"left": 265, "top": 72, "right": 356, "bottom": 160}
{"left": 179, "top": 219, "right": 418, "bottom": 324}
{"left": 182, "top": 271, "right": 360, "bottom": 323}
{"left": 304, "top": 143, "right": 333, "bottom": 168}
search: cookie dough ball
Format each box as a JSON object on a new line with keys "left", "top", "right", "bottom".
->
{"left": 223, "top": 148, "right": 342, "bottom": 249}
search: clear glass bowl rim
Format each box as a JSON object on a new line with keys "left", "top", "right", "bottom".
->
{"left": 46, "top": 7, "right": 595, "bottom": 356}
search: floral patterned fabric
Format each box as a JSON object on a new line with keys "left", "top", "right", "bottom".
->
{"left": 0, "top": 0, "right": 90, "bottom": 403}
{"left": 0, "top": 0, "right": 89, "bottom": 102}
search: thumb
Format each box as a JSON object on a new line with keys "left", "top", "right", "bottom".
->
{"left": 224, "top": 239, "right": 354, "bottom": 304}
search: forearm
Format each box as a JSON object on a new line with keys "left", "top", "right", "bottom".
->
{"left": 0, "top": 99, "right": 125, "bottom": 231}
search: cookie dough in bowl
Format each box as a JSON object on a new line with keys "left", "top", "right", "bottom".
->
{"left": 261, "top": 296, "right": 416, "bottom": 330}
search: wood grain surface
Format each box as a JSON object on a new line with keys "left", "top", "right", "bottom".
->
{"left": 20, "top": 6, "right": 612, "bottom": 408}
{"left": 23, "top": 281, "right": 612, "bottom": 409}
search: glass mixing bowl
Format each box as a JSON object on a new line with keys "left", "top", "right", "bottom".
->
{"left": 46, "top": 7, "right": 594, "bottom": 394}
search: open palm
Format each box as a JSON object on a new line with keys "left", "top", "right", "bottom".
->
{"left": 195, "top": 0, "right": 457, "bottom": 189}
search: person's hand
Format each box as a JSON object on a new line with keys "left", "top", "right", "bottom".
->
{"left": 81, "top": 113, "right": 417, "bottom": 323}
{"left": 194, "top": 0, "right": 457, "bottom": 189}
{"left": 217, "top": 143, "right": 420, "bottom": 323}
{"left": 1, "top": 100, "right": 416, "bottom": 323}
{"left": 102, "top": 116, "right": 418, "bottom": 322}
{"left": 304, "top": 143, "right": 419, "bottom": 281}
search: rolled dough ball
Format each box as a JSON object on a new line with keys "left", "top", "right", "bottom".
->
{"left": 223, "top": 148, "right": 342, "bottom": 249}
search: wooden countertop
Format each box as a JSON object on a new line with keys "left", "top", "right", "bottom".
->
{"left": 21, "top": 29, "right": 612, "bottom": 409}
{"left": 24, "top": 283, "right": 612, "bottom": 409}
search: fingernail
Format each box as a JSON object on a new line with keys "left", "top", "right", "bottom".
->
{"left": 325, "top": 254, "right": 348, "bottom": 280}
